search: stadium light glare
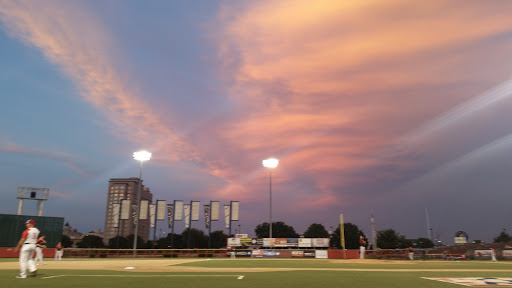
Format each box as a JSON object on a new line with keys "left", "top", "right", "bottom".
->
{"left": 262, "top": 158, "right": 278, "bottom": 239}
{"left": 133, "top": 150, "right": 151, "bottom": 253}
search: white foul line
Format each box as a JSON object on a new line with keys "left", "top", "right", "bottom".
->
{"left": 42, "top": 274, "right": 244, "bottom": 279}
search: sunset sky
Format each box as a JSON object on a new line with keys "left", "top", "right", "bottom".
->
{"left": 1, "top": 0, "right": 512, "bottom": 244}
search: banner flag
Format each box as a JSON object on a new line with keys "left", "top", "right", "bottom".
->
{"left": 191, "top": 201, "right": 200, "bottom": 221}
{"left": 156, "top": 200, "right": 166, "bottom": 220}
{"left": 132, "top": 205, "right": 138, "bottom": 225}
{"left": 139, "top": 200, "right": 149, "bottom": 220}
{"left": 224, "top": 205, "right": 230, "bottom": 229}
{"left": 149, "top": 204, "right": 156, "bottom": 228}
{"left": 184, "top": 204, "right": 190, "bottom": 228}
{"left": 120, "top": 199, "right": 130, "bottom": 220}
{"left": 167, "top": 204, "right": 174, "bottom": 228}
{"left": 112, "top": 202, "right": 120, "bottom": 228}
{"left": 231, "top": 201, "right": 239, "bottom": 221}
{"left": 174, "top": 200, "right": 183, "bottom": 221}
{"left": 204, "top": 205, "right": 210, "bottom": 228}
{"left": 210, "top": 201, "right": 219, "bottom": 221}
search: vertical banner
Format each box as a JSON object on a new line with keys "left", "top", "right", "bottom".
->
{"left": 167, "top": 204, "right": 174, "bottom": 228}
{"left": 139, "top": 200, "right": 149, "bottom": 220}
{"left": 112, "top": 202, "right": 120, "bottom": 228}
{"left": 132, "top": 205, "right": 138, "bottom": 224}
{"left": 120, "top": 199, "right": 130, "bottom": 220}
{"left": 204, "top": 205, "right": 210, "bottom": 228}
{"left": 174, "top": 200, "right": 183, "bottom": 221}
{"left": 191, "top": 201, "right": 200, "bottom": 221}
{"left": 210, "top": 201, "right": 219, "bottom": 221}
{"left": 149, "top": 204, "right": 156, "bottom": 228}
{"left": 156, "top": 200, "right": 166, "bottom": 220}
{"left": 184, "top": 204, "right": 190, "bottom": 228}
{"left": 230, "top": 201, "right": 239, "bottom": 221}
{"left": 224, "top": 205, "right": 231, "bottom": 229}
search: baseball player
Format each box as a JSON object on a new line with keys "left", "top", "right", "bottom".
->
{"left": 359, "top": 235, "right": 366, "bottom": 259}
{"left": 55, "top": 242, "right": 63, "bottom": 261}
{"left": 14, "top": 219, "right": 40, "bottom": 278}
{"left": 35, "top": 235, "right": 47, "bottom": 265}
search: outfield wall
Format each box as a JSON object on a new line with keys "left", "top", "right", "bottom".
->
{"left": 0, "top": 214, "right": 64, "bottom": 248}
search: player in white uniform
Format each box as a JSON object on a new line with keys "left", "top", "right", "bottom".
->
{"left": 15, "top": 219, "right": 40, "bottom": 278}
{"left": 35, "top": 235, "right": 46, "bottom": 265}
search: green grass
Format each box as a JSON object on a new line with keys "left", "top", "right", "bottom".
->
{"left": 2, "top": 259, "right": 512, "bottom": 288}
{"left": 176, "top": 258, "right": 512, "bottom": 270}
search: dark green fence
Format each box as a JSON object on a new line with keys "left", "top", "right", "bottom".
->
{"left": 0, "top": 214, "right": 64, "bottom": 247}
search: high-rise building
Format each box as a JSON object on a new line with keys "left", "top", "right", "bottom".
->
{"left": 104, "top": 178, "right": 153, "bottom": 245}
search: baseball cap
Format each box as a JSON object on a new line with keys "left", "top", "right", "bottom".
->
{"left": 25, "top": 219, "right": 35, "bottom": 225}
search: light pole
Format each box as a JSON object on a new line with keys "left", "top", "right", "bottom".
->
{"left": 262, "top": 158, "right": 278, "bottom": 239}
{"left": 133, "top": 150, "right": 152, "bottom": 253}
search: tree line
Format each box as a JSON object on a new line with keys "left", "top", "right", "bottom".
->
{"left": 61, "top": 222, "right": 512, "bottom": 249}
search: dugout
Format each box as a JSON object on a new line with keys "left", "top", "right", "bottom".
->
{"left": 0, "top": 214, "right": 64, "bottom": 247}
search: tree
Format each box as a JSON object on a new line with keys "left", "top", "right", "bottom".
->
{"left": 77, "top": 235, "right": 104, "bottom": 248}
{"left": 377, "top": 229, "right": 410, "bottom": 249}
{"left": 61, "top": 235, "right": 73, "bottom": 248}
{"left": 255, "top": 221, "right": 299, "bottom": 238}
{"left": 209, "top": 230, "right": 229, "bottom": 249}
{"left": 414, "top": 238, "right": 434, "bottom": 248}
{"left": 108, "top": 236, "right": 130, "bottom": 249}
{"left": 126, "top": 234, "right": 145, "bottom": 249}
{"left": 330, "top": 223, "right": 366, "bottom": 249}
{"left": 181, "top": 228, "right": 208, "bottom": 248}
{"left": 157, "top": 233, "right": 183, "bottom": 249}
{"left": 494, "top": 231, "right": 512, "bottom": 243}
{"left": 304, "top": 223, "right": 330, "bottom": 238}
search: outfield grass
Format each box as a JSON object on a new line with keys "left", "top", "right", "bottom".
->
{"left": 2, "top": 258, "right": 512, "bottom": 288}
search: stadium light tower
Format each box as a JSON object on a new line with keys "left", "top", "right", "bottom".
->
{"left": 262, "top": 158, "right": 278, "bottom": 239}
{"left": 133, "top": 150, "right": 152, "bottom": 253}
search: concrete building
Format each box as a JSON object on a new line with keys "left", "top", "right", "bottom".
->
{"left": 103, "top": 177, "right": 153, "bottom": 245}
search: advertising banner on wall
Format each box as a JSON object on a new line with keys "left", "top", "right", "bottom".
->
{"left": 315, "top": 250, "right": 328, "bottom": 259}
{"left": 227, "top": 238, "right": 241, "bottom": 247}
{"left": 303, "top": 250, "right": 316, "bottom": 258}
{"left": 313, "top": 238, "right": 330, "bottom": 247}
{"left": 287, "top": 238, "right": 299, "bottom": 247}
{"left": 299, "top": 238, "right": 312, "bottom": 247}
{"left": 263, "top": 238, "right": 275, "bottom": 247}
{"left": 291, "top": 250, "right": 304, "bottom": 258}
{"left": 275, "top": 238, "right": 288, "bottom": 247}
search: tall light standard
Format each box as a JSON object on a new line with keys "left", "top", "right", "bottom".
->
{"left": 262, "top": 158, "right": 278, "bottom": 239}
{"left": 133, "top": 150, "right": 152, "bottom": 253}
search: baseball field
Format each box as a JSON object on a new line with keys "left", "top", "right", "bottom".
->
{"left": 1, "top": 258, "right": 512, "bottom": 287}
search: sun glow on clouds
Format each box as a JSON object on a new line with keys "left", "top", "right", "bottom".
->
{"left": 0, "top": 0, "right": 199, "bottom": 164}
{"left": 213, "top": 0, "right": 512, "bottom": 208}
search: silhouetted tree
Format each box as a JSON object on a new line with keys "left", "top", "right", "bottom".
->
{"left": 108, "top": 236, "right": 130, "bottom": 249}
{"left": 181, "top": 228, "right": 208, "bottom": 248}
{"left": 494, "top": 231, "right": 512, "bottom": 243}
{"left": 330, "top": 223, "right": 366, "bottom": 249}
{"left": 61, "top": 235, "right": 73, "bottom": 248}
{"left": 157, "top": 233, "right": 183, "bottom": 249}
{"left": 304, "top": 223, "right": 330, "bottom": 238}
{"left": 377, "top": 229, "right": 409, "bottom": 249}
{"left": 126, "top": 234, "right": 145, "bottom": 249}
{"left": 414, "top": 238, "right": 434, "bottom": 248}
{"left": 77, "top": 235, "right": 104, "bottom": 248}
{"left": 209, "top": 230, "right": 229, "bottom": 248}
{"left": 255, "top": 222, "right": 299, "bottom": 238}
